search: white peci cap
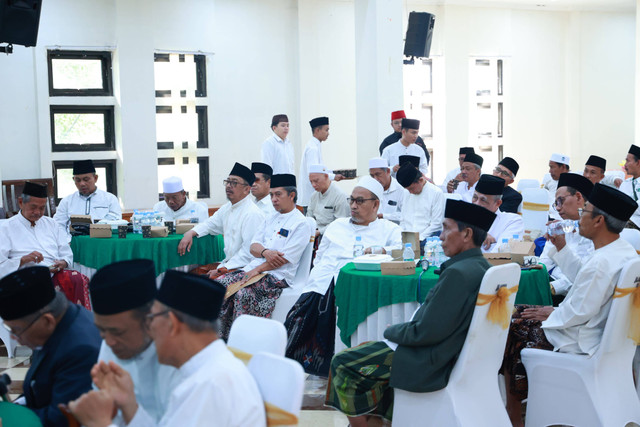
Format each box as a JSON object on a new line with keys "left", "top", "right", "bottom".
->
{"left": 368, "top": 157, "right": 389, "bottom": 170}
{"left": 549, "top": 153, "right": 570, "bottom": 166}
{"left": 356, "top": 176, "right": 384, "bottom": 201}
{"left": 162, "top": 176, "right": 184, "bottom": 194}
{"left": 308, "top": 164, "right": 330, "bottom": 175}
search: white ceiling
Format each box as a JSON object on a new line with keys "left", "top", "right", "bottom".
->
{"left": 419, "top": 0, "right": 636, "bottom": 12}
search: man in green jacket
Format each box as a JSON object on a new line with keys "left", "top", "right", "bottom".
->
{"left": 326, "top": 199, "right": 496, "bottom": 426}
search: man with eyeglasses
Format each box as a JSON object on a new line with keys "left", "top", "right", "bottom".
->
{"left": 306, "top": 164, "right": 350, "bottom": 236}
{"left": 543, "top": 153, "right": 571, "bottom": 220}
{"left": 285, "top": 176, "right": 402, "bottom": 376}
{"left": 153, "top": 176, "right": 208, "bottom": 223}
{"left": 89, "top": 260, "right": 180, "bottom": 425}
{"left": 379, "top": 110, "right": 430, "bottom": 164}
{"left": 178, "top": 162, "right": 264, "bottom": 279}
{"left": 0, "top": 266, "right": 100, "bottom": 427}
{"left": 539, "top": 173, "right": 594, "bottom": 297}
{"left": 471, "top": 174, "right": 524, "bottom": 253}
{"left": 502, "top": 183, "right": 638, "bottom": 426}
{"left": 492, "top": 157, "right": 522, "bottom": 214}
{"left": 619, "top": 144, "right": 640, "bottom": 230}
{"left": 68, "top": 270, "right": 265, "bottom": 427}
{"left": 381, "top": 118, "right": 429, "bottom": 178}
{"left": 454, "top": 152, "right": 483, "bottom": 202}
{"left": 443, "top": 146, "right": 474, "bottom": 193}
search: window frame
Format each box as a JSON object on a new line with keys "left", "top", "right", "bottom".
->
{"left": 50, "top": 105, "right": 116, "bottom": 152}
{"left": 47, "top": 50, "right": 113, "bottom": 97}
{"left": 52, "top": 159, "right": 118, "bottom": 203}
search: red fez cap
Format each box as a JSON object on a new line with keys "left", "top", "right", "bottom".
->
{"left": 391, "top": 110, "right": 406, "bottom": 120}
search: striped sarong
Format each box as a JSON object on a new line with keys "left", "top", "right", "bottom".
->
{"left": 325, "top": 341, "right": 395, "bottom": 421}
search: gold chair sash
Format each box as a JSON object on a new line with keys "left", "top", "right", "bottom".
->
{"left": 265, "top": 402, "right": 299, "bottom": 426}
{"left": 476, "top": 285, "right": 519, "bottom": 329}
{"left": 613, "top": 285, "right": 640, "bottom": 345}
{"left": 522, "top": 202, "right": 549, "bottom": 212}
{"left": 228, "top": 346, "right": 253, "bottom": 364}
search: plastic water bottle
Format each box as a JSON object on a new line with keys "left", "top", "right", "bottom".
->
{"left": 132, "top": 210, "right": 141, "bottom": 234}
{"left": 403, "top": 243, "right": 415, "bottom": 261}
{"left": 353, "top": 236, "right": 364, "bottom": 257}
{"left": 190, "top": 209, "right": 199, "bottom": 224}
{"left": 434, "top": 240, "right": 446, "bottom": 267}
{"left": 498, "top": 238, "right": 510, "bottom": 253}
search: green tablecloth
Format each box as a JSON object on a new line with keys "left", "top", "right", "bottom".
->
{"left": 335, "top": 263, "right": 552, "bottom": 347}
{"left": 71, "top": 233, "right": 225, "bottom": 276}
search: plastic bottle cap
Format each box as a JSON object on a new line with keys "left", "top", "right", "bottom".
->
{"left": 502, "top": 239, "right": 508, "bottom": 243}
{"left": 405, "top": 243, "right": 411, "bottom": 247}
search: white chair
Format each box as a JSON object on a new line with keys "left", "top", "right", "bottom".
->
{"left": 621, "top": 228, "right": 640, "bottom": 253}
{"left": 248, "top": 351, "right": 305, "bottom": 426}
{"left": 520, "top": 188, "right": 549, "bottom": 233}
{"left": 227, "top": 315, "right": 287, "bottom": 362}
{"left": 0, "top": 319, "right": 17, "bottom": 358}
{"left": 521, "top": 258, "right": 640, "bottom": 427}
{"left": 392, "top": 263, "right": 520, "bottom": 427}
{"left": 516, "top": 178, "right": 540, "bottom": 192}
{"left": 271, "top": 217, "right": 316, "bottom": 323}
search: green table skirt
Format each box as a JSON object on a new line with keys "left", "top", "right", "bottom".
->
{"left": 71, "top": 233, "right": 225, "bottom": 276}
{"left": 335, "top": 263, "right": 552, "bottom": 347}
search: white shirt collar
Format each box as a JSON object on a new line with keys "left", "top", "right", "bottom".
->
{"left": 18, "top": 211, "right": 37, "bottom": 228}
{"left": 179, "top": 339, "right": 225, "bottom": 377}
{"left": 231, "top": 194, "right": 252, "bottom": 210}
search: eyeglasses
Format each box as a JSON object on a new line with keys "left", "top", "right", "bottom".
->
{"left": 3, "top": 311, "right": 48, "bottom": 338}
{"left": 578, "top": 208, "right": 594, "bottom": 217}
{"left": 223, "top": 180, "right": 249, "bottom": 188}
{"left": 554, "top": 196, "right": 571, "bottom": 208}
{"left": 347, "top": 197, "right": 377, "bottom": 206}
{"left": 493, "top": 167, "right": 513, "bottom": 179}
{"left": 145, "top": 309, "right": 170, "bottom": 326}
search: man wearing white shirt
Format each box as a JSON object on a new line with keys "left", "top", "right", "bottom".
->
{"left": 251, "top": 162, "right": 276, "bottom": 216}
{"left": 396, "top": 162, "right": 444, "bottom": 253}
{"left": 539, "top": 173, "right": 594, "bottom": 296}
{"left": 378, "top": 110, "right": 430, "bottom": 163}
{"left": 69, "top": 270, "right": 266, "bottom": 427}
{"left": 502, "top": 183, "right": 638, "bottom": 426}
{"left": 214, "top": 174, "right": 310, "bottom": 339}
{"left": 454, "top": 152, "right": 483, "bottom": 202}
{"left": 307, "top": 164, "right": 350, "bottom": 235}
{"left": 619, "top": 144, "right": 640, "bottom": 230}
{"left": 89, "top": 260, "right": 180, "bottom": 425}
{"left": 178, "top": 163, "right": 264, "bottom": 279}
{"left": 443, "top": 147, "right": 474, "bottom": 193}
{"left": 582, "top": 155, "right": 622, "bottom": 188}
{"left": 381, "top": 118, "right": 428, "bottom": 178}
{"left": 54, "top": 160, "right": 121, "bottom": 237}
{"left": 471, "top": 174, "right": 524, "bottom": 253}
{"left": 261, "top": 114, "right": 295, "bottom": 174}
{"left": 286, "top": 176, "right": 402, "bottom": 376}
{"left": 544, "top": 153, "right": 570, "bottom": 220}
{"left": 369, "top": 157, "right": 407, "bottom": 223}
{"left": 153, "top": 176, "right": 208, "bottom": 223}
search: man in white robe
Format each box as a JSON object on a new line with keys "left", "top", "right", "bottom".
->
{"left": 369, "top": 157, "right": 407, "bottom": 224}
{"left": 0, "top": 182, "right": 73, "bottom": 278}
{"left": 306, "top": 164, "right": 350, "bottom": 235}
{"left": 261, "top": 114, "right": 294, "bottom": 174}
{"left": 470, "top": 174, "right": 524, "bottom": 253}
{"left": 178, "top": 162, "right": 264, "bottom": 279}
{"left": 381, "top": 118, "right": 428, "bottom": 178}
{"left": 539, "top": 173, "right": 594, "bottom": 296}
{"left": 251, "top": 162, "right": 276, "bottom": 216}
{"left": 543, "top": 153, "right": 570, "bottom": 221}
{"left": 53, "top": 160, "right": 121, "bottom": 239}
{"left": 68, "top": 270, "right": 266, "bottom": 427}
{"left": 89, "top": 260, "right": 180, "bottom": 425}
{"left": 619, "top": 144, "right": 640, "bottom": 229}
{"left": 443, "top": 147, "right": 474, "bottom": 193}
{"left": 153, "top": 176, "right": 208, "bottom": 223}
{"left": 285, "top": 176, "right": 403, "bottom": 376}
{"left": 454, "top": 152, "right": 483, "bottom": 202}
{"left": 396, "top": 162, "right": 444, "bottom": 252}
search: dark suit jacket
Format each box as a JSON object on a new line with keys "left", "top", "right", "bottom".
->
{"left": 23, "top": 303, "right": 101, "bottom": 427}
{"left": 500, "top": 186, "right": 522, "bottom": 214}
{"left": 379, "top": 132, "right": 430, "bottom": 163}
{"left": 384, "top": 248, "right": 490, "bottom": 393}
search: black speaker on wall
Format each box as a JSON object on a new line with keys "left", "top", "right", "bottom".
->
{"left": 403, "top": 12, "right": 435, "bottom": 59}
{"left": 0, "top": 0, "right": 43, "bottom": 47}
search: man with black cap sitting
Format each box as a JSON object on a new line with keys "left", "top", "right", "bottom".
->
{"left": 89, "top": 260, "right": 180, "bottom": 425}
{"left": 306, "top": 164, "right": 350, "bottom": 236}
{"left": 582, "top": 154, "right": 622, "bottom": 188}
{"left": 443, "top": 147, "right": 474, "bottom": 193}
{"left": 251, "top": 162, "right": 276, "bottom": 216}
{"left": 153, "top": 176, "right": 208, "bottom": 223}
{"left": 53, "top": 159, "right": 121, "bottom": 237}
{"left": 381, "top": 118, "right": 428, "bottom": 178}
{"left": 501, "top": 183, "right": 638, "bottom": 426}
{"left": 178, "top": 162, "right": 264, "bottom": 279}
{"left": 492, "top": 157, "right": 522, "bottom": 213}
{"left": 379, "top": 110, "right": 430, "bottom": 163}
{"left": 325, "top": 199, "right": 496, "bottom": 426}
{"left": 620, "top": 144, "right": 640, "bottom": 230}
{"left": 68, "top": 270, "right": 266, "bottom": 426}
{"left": 396, "top": 161, "right": 444, "bottom": 252}
{"left": 539, "top": 173, "right": 594, "bottom": 296}
{"left": 454, "top": 152, "right": 483, "bottom": 202}
{"left": 261, "top": 114, "right": 294, "bottom": 174}
{"left": 0, "top": 266, "right": 101, "bottom": 427}
{"left": 471, "top": 174, "right": 524, "bottom": 253}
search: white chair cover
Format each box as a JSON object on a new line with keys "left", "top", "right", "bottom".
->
{"left": 0, "top": 320, "right": 17, "bottom": 358}
{"left": 516, "top": 179, "right": 540, "bottom": 192}
{"left": 620, "top": 228, "right": 640, "bottom": 252}
{"left": 521, "top": 258, "right": 640, "bottom": 427}
{"left": 520, "top": 188, "right": 549, "bottom": 233}
{"left": 392, "top": 263, "right": 520, "bottom": 427}
{"left": 227, "top": 315, "right": 287, "bottom": 359}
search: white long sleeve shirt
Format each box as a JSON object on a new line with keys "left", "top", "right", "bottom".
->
{"left": 543, "top": 176, "right": 561, "bottom": 220}
{"left": 0, "top": 213, "right": 73, "bottom": 278}
{"left": 192, "top": 196, "right": 264, "bottom": 270}
{"left": 243, "top": 209, "right": 310, "bottom": 286}
{"left": 483, "top": 209, "right": 525, "bottom": 253}
{"left": 261, "top": 132, "right": 294, "bottom": 175}
{"left": 619, "top": 177, "right": 640, "bottom": 227}
{"left": 441, "top": 167, "right": 461, "bottom": 192}
{"left": 378, "top": 178, "right": 407, "bottom": 223}
{"left": 298, "top": 137, "right": 336, "bottom": 207}
{"left": 126, "top": 339, "right": 265, "bottom": 427}
{"left": 54, "top": 189, "right": 121, "bottom": 233}
{"left": 454, "top": 180, "right": 477, "bottom": 203}
{"left": 153, "top": 199, "right": 209, "bottom": 223}
{"left": 381, "top": 142, "right": 428, "bottom": 178}
{"left": 302, "top": 217, "right": 402, "bottom": 295}
{"left": 400, "top": 182, "right": 444, "bottom": 240}
{"left": 539, "top": 230, "right": 594, "bottom": 295}
{"left": 97, "top": 342, "right": 180, "bottom": 425}
{"left": 542, "top": 237, "right": 637, "bottom": 356}
{"left": 306, "top": 183, "right": 350, "bottom": 234}
{"left": 253, "top": 195, "right": 276, "bottom": 217}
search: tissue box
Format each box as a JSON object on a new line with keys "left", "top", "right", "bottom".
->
{"left": 381, "top": 261, "right": 416, "bottom": 276}
{"left": 70, "top": 215, "right": 92, "bottom": 224}
{"left": 483, "top": 241, "right": 535, "bottom": 266}
{"left": 150, "top": 226, "right": 169, "bottom": 238}
{"left": 176, "top": 219, "right": 192, "bottom": 225}
{"left": 176, "top": 223, "right": 195, "bottom": 234}
{"left": 89, "top": 224, "right": 112, "bottom": 238}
